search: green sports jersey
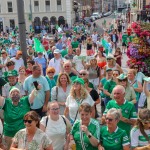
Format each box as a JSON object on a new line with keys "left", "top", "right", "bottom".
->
{"left": 61, "top": 48, "right": 68, "bottom": 57}
{"left": 122, "top": 34, "right": 128, "bottom": 43}
{"left": 104, "top": 100, "right": 137, "bottom": 136}
{"left": 71, "top": 119, "right": 100, "bottom": 150}
{"left": 2, "top": 96, "right": 30, "bottom": 137}
{"left": 100, "top": 126, "right": 129, "bottom": 150}
{"left": 130, "top": 127, "right": 150, "bottom": 148}
{"left": 103, "top": 79, "right": 117, "bottom": 98}
{"left": 71, "top": 41, "right": 79, "bottom": 49}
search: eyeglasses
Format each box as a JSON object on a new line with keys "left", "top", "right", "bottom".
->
{"left": 118, "top": 79, "right": 127, "bottom": 82}
{"left": 80, "top": 73, "right": 86, "bottom": 76}
{"left": 24, "top": 120, "right": 33, "bottom": 124}
{"left": 64, "top": 66, "right": 70, "bottom": 68}
{"left": 48, "top": 72, "right": 54, "bottom": 74}
{"left": 50, "top": 108, "right": 60, "bottom": 111}
{"left": 107, "top": 58, "right": 112, "bottom": 61}
{"left": 105, "top": 117, "right": 114, "bottom": 122}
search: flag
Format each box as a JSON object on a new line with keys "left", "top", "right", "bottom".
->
{"left": 33, "top": 38, "right": 45, "bottom": 53}
{"left": 101, "top": 39, "right": 111, "bottom": 56}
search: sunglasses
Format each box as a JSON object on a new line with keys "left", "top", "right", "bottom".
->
{"left": 80, "top": 73, "right": 86, "bottom": 76}
{"left": 50, "top": 108, "right": 60, "bottom": 111}
{"left": 107, "top": 58, "right": 112, "bottom": 60}
{"left": 118, "top": 79, "right": 127, "bottom": 82}
{"left": 142, "top": 121, "right": 150, "bottom": 125}
{"left": 24, "top": 120, "right": 32, "bottom": 124}
{"left": 105, "top": 117, "right": 114, "bottom": 122}
{"left": 1, "top": 53, "right": 5, "bottom": 54}
{"left": 64, "top": 66, "right": 70, "bottom": 68}
{"left": 48, "top": 72, "right": 54, "bottom": 74}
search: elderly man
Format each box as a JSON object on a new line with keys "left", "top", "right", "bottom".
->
{"left": 2, "top": 70, "right": 25, "bottom": 98}
{"left": 103, "top": 85, "right": 137, "bottom": 137}
{"left": 23, "top": 65, "right": 50, "bottom": 117}
{"left": 0, "top": 87, "right": 36, "bottom": 149}
{"left": 48, "top": 49, "right": 66, "bottom": 75}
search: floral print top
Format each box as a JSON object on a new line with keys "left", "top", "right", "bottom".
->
{"left": 12, "top": 128, "right": 52, "bottom": 150}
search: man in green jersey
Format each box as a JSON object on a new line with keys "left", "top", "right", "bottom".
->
{"left": 103, "top": 85, "right": 137, "bottom": 137}
{"left": 0, "top": 87, "right": 37, "bottom": 149}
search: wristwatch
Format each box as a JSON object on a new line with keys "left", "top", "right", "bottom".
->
{"left": 87, "top": 132, "right": 92, "bottom": 138}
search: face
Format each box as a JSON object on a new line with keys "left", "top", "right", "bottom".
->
{"left": 107, "top": 71, "right": 113, "bottom": 77}
{"left": 113, "top": 88, "right": 125, "bottom": 103}
{"left": 8, "top": 76, "right": 17, "bottom": 84}
{"left": 76, "top": 49, "right": 81, "bottom": 56}
{"left": 127, "top": 71, "right": 135, "bottom": 80}
{"left": 73, "top": 82, "right": 81, "bottom": 90}
{"left": 113, "top": 71, "right": 119, "bottom": 78}
{"left": 10, "top": 90, "right": 20, "bottom": 103}
{"left": 141, "top": 119, "right": 150, "bottom": 129}
{"left": 59, "top": 75, "right": 68, "bottom": 85}
{"left": 19, "top": 68, "right": 25, "bottom": 75}
{"left": 90, "top": 59, "right": 97, "bottom": 65}
{"left": 64, "top": 63, "right": 71, "bottom": 73}
{"left": 80, "top": 110, "right": 91, "bottom": 125}
{"left": 33, "top": 67, "right": 41, "bottom": 77}
{"left": 24, "top": 117, "right": 37, "bottom": 129}
{"left": 79, "top": 71, "right": 88, "bottom": 79}
{"left": 48, "top": 103, "right": 60, "bottom": 116}
{"left": 47, "top": 70, "right": 55, "bottom": 77}
{"left": 38, "top": 53, "right": 43, "bottom": 58}
{"left": 132, "top": 65, "right": 138, "bottom": 72}
{"left": 54, "top": 53, "right": 60, "bottom": 59}
{"left": 17, "top": 54, "right": 22, "bottom": 59}
{"left": 1, "top": 53, "right": 6, "bottom": 57}
{"left": 27, "top": 63, "right": 33, "bottom": 69}
{"left": 8, "top": 64, "right": 15, "bottom": 70}
{"left": 118, "top": 79, "right": 127, "bottom": 87}
{"left": 107, "top": 58, "right": 113, "bottom": 64}
{"left": 105, "top": 114, "right": 118, "bottom": 128}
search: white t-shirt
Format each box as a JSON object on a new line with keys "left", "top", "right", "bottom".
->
{"left": 92, "top": 34, "right": 98, "bottom": 43}
{"left": 10, "top": 57, "right": 24, "bottom": 72}
{"left": 130, "top": 127, "right": 150, "bottom": 147}
{"left": 65, "top": 94, "right": 94, "bottom": 121}
{"left": 72, "top": 55, "right": 85, "bottom": 72}
{"left": 48, "top": 57, "right": 65, "bottom": 75}
{"left": 40, "top": 115, "right": 66, "bottom": 150}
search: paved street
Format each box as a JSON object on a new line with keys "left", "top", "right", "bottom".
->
{"left": 81, "top": 15, "right": 129, "bottom": 74}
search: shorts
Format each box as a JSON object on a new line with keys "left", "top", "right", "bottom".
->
{"left": 122, "top": 42, "right": 127, "bottom": 46}
{"left": 86, "top": 49, "right": 94, "bottom": 56}
{"left": 93, "top": 43, "right": 97, "bottom": 47}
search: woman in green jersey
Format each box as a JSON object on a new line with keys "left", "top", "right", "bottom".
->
{"left": 99, "top": 108, "right": 130, "bottom": 150}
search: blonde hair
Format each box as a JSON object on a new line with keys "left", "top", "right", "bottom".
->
{"left": 70, "top": 84, "right": 88, "bottom": 99}
{"left": 57, "top": 72, "right": 71, "bottom": 87}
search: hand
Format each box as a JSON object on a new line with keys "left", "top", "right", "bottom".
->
{"left": 132, "top": 99, "right": 137, "bottom": 104}
{"left": 42, "top": 104, "right": 47, "bottom": 112}
{"left": 98, "top": 145, "right": 105, "bottom": 150}
{"left": 68, "top": 140, "right": 76, "bottom": 150}
{"left": 37, "top": 84, "right": 42, "bottom": 90}
{"left": 58, "top": 102, "right": 65, "bottom": 106}
{"left": 80, "top": 125, "right": 89, "bottom": 135}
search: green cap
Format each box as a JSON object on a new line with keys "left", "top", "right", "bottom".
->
{"left": 117, "top": 74, "right": 127, "bottom": 80}
{"left": 106, "top": 68, "right": 112, "bottom": 72}
{"left": 73, "top": 77, "right": 84, "bottom": 85}
{"left": 7, "top": 70, "right": 18, "bottom": 77}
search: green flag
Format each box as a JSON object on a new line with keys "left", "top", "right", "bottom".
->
{"left": 33, "top": 38, "right": 45, "bottom": 53}
{"left": 55, "top": 25, "right": 59, "bottom": 30}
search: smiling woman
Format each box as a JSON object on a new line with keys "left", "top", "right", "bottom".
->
{"left": 10, "top": 111, "right": 53, "bottom": 150}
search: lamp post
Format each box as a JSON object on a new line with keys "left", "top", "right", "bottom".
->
{"left": 16, "top": 0, "right": 27, "bottom": 65}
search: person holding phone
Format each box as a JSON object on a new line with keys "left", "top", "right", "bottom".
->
{"left": 23, "top": 65, "right": 50, "bottom": 118}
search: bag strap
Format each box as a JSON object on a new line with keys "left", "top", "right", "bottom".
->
{"left": 55, "top": 86, "right": 58, "bottom": 101}
{"left": 45, "top": 116, "right": 48, "bottom": 129}
{"left": 61, "top": 115, "right": 67, "bottom": 126}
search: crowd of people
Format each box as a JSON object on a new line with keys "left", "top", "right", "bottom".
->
{"left": 0, "top": 18, "right": 150, "bottom": 150}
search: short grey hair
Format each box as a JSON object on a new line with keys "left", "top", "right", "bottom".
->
{"left": 107, "top": 108, "right": 122, "bottom": 121}
{"left": 113, "top": 85, "right": 125, "bottom": 94}
{"left": 63, "top": 60, "right": 72, "bottom": 67}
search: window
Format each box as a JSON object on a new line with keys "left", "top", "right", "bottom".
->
{"left": 10, "top": 19, "right": 15, "bottom": 29}
{"left": 45, "top": 0, "right": 50, "bottom": 12}
{"left": 7, "top": 2, "right": 13, "bottom": 12}
{"left": 34, "top": 1, "right": 39, "bottom": 12}
{"left": 57, "top": 0, "right": 62, "bottom": 11}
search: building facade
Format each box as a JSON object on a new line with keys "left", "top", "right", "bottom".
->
{"left": 0, "top": 0, "right": 75, "bottom": 32}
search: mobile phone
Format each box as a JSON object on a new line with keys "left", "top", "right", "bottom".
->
{"left": 33, "top": 81, "right": 39, "bottom": 90}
